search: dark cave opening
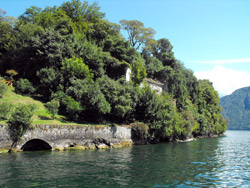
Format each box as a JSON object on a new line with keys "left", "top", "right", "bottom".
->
{"left": 21, "top": 139, "right": 52, "bottom": 151}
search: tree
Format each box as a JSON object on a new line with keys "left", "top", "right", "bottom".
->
{"left": 87, "top": 20, "right": 121, "bottom": 47}
{"left": 141, "top": 48, "right": 165, "bottom": 79}
{"left": 134, "top": 86, "right": 182, "bottom": 141}
{"left": 0, "top": 102, "right": 13, "bottom": 120}
{"left": 60, "top": 0, "right": 104, "bottom": 23}
{"left": 66, "top": 79, "right": 111, "bottom": 122}
{"left": 45, "top": 99, "right": 60, "bottom": 120}
{"left": 120, "top": 19, "right": 155, "bottom": 50}
{"left": 78, "top": 41, "right": 105, "bottom": 78}
{"left": 61, "top": 95, "right": 83, "bottom": 121}
{"left": 131, "top": 56, "right": 147, "bottom": 86}
{"left": 182, "top": 68, "right": 199, "bottom": 104}
{"left": 0, "top": 10, "right": 16, "bottom": 64}
{"left": 0, "top": 77, "right": 9, "bottom": 96}
{"left": 5, "top": 70, "right": 18, "bottom": 87}
{"left": 97, "top": 76, "right": 134, "bottom": 122}
{"left": 7, "top": 104, "right": 35, "bottom": 151}
{"left": 19, "top": 6, "right": 42, "bottom": 24}
{"left": 61, "top": 57, "right": 93, "bottom": 91}
{"left": 196, "top": 79, "right": 225, "bottom": 135}
{"left": 197, "top": 79, "right": 220, "bottom": 111}
{"left": 150, "top": 38, "right": 176, "bottom": 68}
{"left": 32, "top": 28, "right": 65, "bottom": 69}
{"left": 150, "top": 38, "right": 172, "bottom": 57}
{"left": 15, "top": 78, "right": 36, "bottom": 95}
{"left": 6, "top": 69, "right": 18, "bottom": 80}
{"left": 37, "top": 67, "right": 60, "bottom": 99}
{"left": 82, "top": 83, "right": 111, "bottom": 122}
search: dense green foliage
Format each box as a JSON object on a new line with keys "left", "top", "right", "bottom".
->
{"left": 45, "top": 99, "right": 60, "bottom": 120}
{"left": 0, "top": 0, "right": 226, "bottom": 141}
{"left": 220, "top": 87, "right": 250, "bottom": 130}
{"left": 15, "top": 78, "right": 36, "bottom": 94}
{"left": 7, "top": 104, "right": 35, "bottom": 149}
{"left": 0, "top": 102, "right": 13, "bottom": 120}
{"left": 0, "top": 77, "right": 9, "bottom": 96}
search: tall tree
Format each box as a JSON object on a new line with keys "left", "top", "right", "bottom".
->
{"left": 120, "top": 19, "right": 155, "bottom": 50}
{"left": 61, "top": 57, "right": 93, "bottom": 91}
{"left": 19, "top": 6, "right": 42, "bottom": 24}
{"left": 0, "top": 10, "right": 16, "bottom": 70}
{"left": 150, "top": 38, "right": 176, "bottom": 68}
{"left": 60, "top": 0, "right": 104, "bottom": 23}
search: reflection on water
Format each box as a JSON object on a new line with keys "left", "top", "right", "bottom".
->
{"left": 215, "top": 131, "right": 250, "bottom": 187}
{"left": 0, "top": 131, "right": 250, "bottom": 187}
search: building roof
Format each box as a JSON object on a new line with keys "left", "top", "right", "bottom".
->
{"left": 145, "top": 78, "right": 164, "bottom": 86}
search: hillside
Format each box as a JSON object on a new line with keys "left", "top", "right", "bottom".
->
{"left": 0, "top": 0, "right": 227, "bottom": 142}
{"left": 0, "top": 86, "right": 89, "bottom": 126}
{"left": 220, "top": 87, "right": 250, "bottom": 130}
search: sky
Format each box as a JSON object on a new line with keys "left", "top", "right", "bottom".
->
{"left": 1, "top": 0, "right": 250, "bottom": 97}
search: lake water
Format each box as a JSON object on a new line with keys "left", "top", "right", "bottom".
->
{"left": 0, "top": 130, "right": 250, "bottom": 187}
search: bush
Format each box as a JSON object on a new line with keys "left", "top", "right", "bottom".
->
{"left": 62, "top": 96, "right": 83, "bottom": 121}
{"left": 7, "top": 104, "right": 35, "bottom": 149}
{"left": 45, "top": 99, "right": 60, "bottom": 120}
{"left": 0, "top": 77, "right": 9, "bottom": 97}
{"left": 97, "top": 76, "right": 134, "bottom": 122}
{"left": 15, "top": 78, "right": 36, "bottom": 95}
{"left": 0, "top": 102, "right": 14, "bottom": 121}
{"left": 67, "top": 80, "right": 111, "bottom": 122}
{"left": 36, "top": 68, "right": 60, "bottom": 99}
{"left": 131, "top": 122, "right": 149, "bottom": 142}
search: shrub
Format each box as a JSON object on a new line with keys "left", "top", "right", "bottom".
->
{"left": 67, "top": 80, "right": 111, "bottom": 122}
{"left": 45, "top": 99, "right": 60, "bottom": 120}
{"left": 7, "top": 104, "right": 35, "bottom": 149}
{"left": 0, "top": 77, "right": 9, "bottom": 97}
{"left": 62, "top": 96, "right": 83, "bottom": 121}
{"left": 97, "top": 76, "right": 134, "bottom": 122}
{"left": 6, "top": 69, "right": 18, "bottom": 77}
{"left": 15, "top": 78, "right": 36, "bottom": 95}
{"left": 0, "top": 102, "right": 14, "bottom": 120}
{"left": 131, "top": 122, "right": 149, "bottom": 142}
{"left": 36, "top": 67, "right": 60, "bottom": 99}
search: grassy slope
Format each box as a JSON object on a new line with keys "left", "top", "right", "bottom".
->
{"left": 0, "top": 88, "right": 101, "bottom": 126}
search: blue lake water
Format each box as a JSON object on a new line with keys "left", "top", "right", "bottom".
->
{"left": 0, "top": 130, "right": 250, "bottom": 187}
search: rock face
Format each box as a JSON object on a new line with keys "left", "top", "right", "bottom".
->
{"left": 0, "top": 125, "right": 11, "bottom": 149}
{"left": 0, "top": 124, "right": 132, "bottom": 151}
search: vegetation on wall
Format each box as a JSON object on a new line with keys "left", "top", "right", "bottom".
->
{"left": 0, "top": 0, "right": 226, "bottom": 142}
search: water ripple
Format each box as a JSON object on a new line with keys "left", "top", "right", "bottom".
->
{"left": 1, "top": 131, "right": 250, "bottom": 187}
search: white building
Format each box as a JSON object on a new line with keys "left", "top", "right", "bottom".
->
{"left": 125, "top": 68, "right": 132, "bottom": 82}
{"left": 142, "top": 78, "right": 164, "bottom": 95}
{"left": 126, "top": 68, "right": 164, "bottom": 95}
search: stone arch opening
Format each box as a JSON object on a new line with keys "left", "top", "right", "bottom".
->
{"left": 21, "top": 139, "right": 52, "bottom": 151}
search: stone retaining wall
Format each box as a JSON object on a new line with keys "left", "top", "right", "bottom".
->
{"left": 0, "top": 124, "right": 132, "bottom": 150}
